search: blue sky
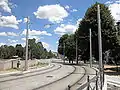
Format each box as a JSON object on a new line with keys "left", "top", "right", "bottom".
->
{"left": 0, "top": 0, "right": 120, "bottom": 52}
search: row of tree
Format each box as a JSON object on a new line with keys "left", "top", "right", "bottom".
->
{"left": 0, "top": 39, "right": 56, "bottom": 59}
{"left": 58, "top": 3, "right": 120, "bottom": 64}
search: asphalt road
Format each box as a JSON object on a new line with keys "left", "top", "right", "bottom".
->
{"left": 0, "top": 59, "right": 96, "bottom": 90}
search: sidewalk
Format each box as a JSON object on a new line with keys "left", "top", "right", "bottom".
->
{"left": 0, "top": 64, "right": 52, "bottom": 77}
{"left": 106, "top": 75, "right": 120, "bottom": 87}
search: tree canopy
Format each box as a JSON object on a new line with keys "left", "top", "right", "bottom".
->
{"left": 58, "top": 3, "right": 120, "bottom": 64}
{"left": 0, "top": 38, "right": 55, "bottom": 59}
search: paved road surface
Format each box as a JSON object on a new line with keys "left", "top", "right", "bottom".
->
{"left": 0, "top": 59, "right": 96, "bottom": 90}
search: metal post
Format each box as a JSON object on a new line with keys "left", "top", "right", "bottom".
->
{"left": 87, "top": 75, "right": 90, "bottom": 90}
{"left": 68, "top": 85, "right": 71, "bottom": 90}
{"left": 76, "top": 38, "right": 78, "bottom": 64}
{"left": 63, "top": 42, "right": 65, "bottom": 63}
{"left": 89, "top": 28, "right": 92, "bottom": 67}
{"left": 96, "top": 71, "right": 98, "bottom": 90}
{"left": 97, "top": 4, "right": 103, "bottom": 89}
{"left": 25, "top": 16, "right": 29, "bottom": 71}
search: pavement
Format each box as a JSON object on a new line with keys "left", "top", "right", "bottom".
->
{"left": 0, "top": 60, "right": 100, "bottom": 90}
{"left": 106, "top": 75, "right": 120, "bottom": 89}
{"left": 0, "top": 63, "right": 75, "bottom": 90}
{"left": 0, "top": 64, "right": 52, "bottom": 77}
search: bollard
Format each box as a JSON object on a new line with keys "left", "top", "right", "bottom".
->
{"left": 68, "top": 85, "right": 70, "bottom": 90}
{"left": 96, "top": 71, "right": 98, "bottom": 90}
{"left": 17, "top": 60, "right": 21, "bottom": 68}
{"left": 87, "top": 75, "right": 90, "bottom": 90}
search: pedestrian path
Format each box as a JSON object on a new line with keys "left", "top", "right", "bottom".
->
{"left": 0, "top": 64, "right": 51, "bottom": 77}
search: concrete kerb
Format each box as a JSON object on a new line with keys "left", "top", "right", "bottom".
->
{"left": 0, "top": 64, "right": 53, "bottom": 77}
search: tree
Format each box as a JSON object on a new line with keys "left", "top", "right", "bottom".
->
{"left": 15, "top": 44, "right": 24, "bottom": 58}
{"left": 8, "top": 46, "right": 16, "bottom": 58}
{"left": 28, "top": 38, "right": 55, "bottom": 59}
{"left": 65, "top": 34, "right": 76, "bottom": 63}
{"left": 58, "top": 34, "right": 69, "bottom": 56}
{"left": 58, "top": 34, "right": 76, "bottom": 63}
{"left": 76, "top": 3, "right": 119, "bottom": 61}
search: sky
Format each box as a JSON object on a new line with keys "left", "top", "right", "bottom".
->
{"left": 0, "top": 0, "right": 120, "bottom": 52}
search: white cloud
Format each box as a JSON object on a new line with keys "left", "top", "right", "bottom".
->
{"left": 21, "top": 38, "right": 26, "bottom": 41}
{"left": 71, "top": 9, "right": 78, "bottom": 12}
{"left": 0, "top": 15, "right": 22, "bottom": 29}
{"left": 22, "top": 29, "right": 52, "bottom": 36}
{"left": 42, "top": 42, "right": 50, "bottom": 50}
{"left": 0, "top": 32, "right": 18, "bottom": 36}
{"left": 0, "top": 32, "right": 6, "bottom": 36}
{"left": 8, "top": 39, "right": 18, "bottom": 43}
{"left": 107, "top": 0, "right": 120, "bottom": 22}
{"left": 0, "top": 0, "right": 11, "bottom": 13}
{"left": 10, "top": 42, "right": 25, "bottom": 47}
{"left": 44, "top": 24, "right": 53, "bottom": 29}
{"left": 56, "top": 41, "right": 59, "bottom": 44}
{"left": 105, "top": 1, "right": 113, "bottom": 4}
{"left": 65, "top": 5, "right": 70, "bottom": 9}
{"left": 0, "top": 42, "right": 5, "bottom": 46}
{"left": 34, "top": 4, "right": 68, "bottom": 23}
{"left": 23, "top": 17, "right": 30, "bottom": 23}
{"left": 22, "top": 36, "right": 40, "bottom": 42}
{"left": 29, "top": 36, "right": 40, "bottom": 42}
{"left": 7, "top": 32, "right": 18, "bottom": 36}
{"left": 54, "top": 24, "right": 77, "bottom": 35}
{"left": 76, "top": 18, "right": 82, "bottom": 27}
{"left": 23, "top": 18, "right": 27, "bottom": 23}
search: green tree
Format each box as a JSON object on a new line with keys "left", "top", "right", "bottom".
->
{"left": 15, "top": 44, "right": 24, "bottom": 58}
{"left": 8, "top": 46, "right": 16, "bottom": 58}
{"left": 58, "top": 34, "right": 69, "bottom": 56}
{"left": 58, "top": 34, "right": 76, "bottom": 63}
{"left": 76, "top": 3, "right": 119, "bottom": 61}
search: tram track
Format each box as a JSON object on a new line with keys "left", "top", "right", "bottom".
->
{"left": 0, "top": 64, "right": 55, "bottom": 78}
{"left": 32, "top": 65, "right": 76, "bottom": 90}
{"left": 0, "top": 64, "right": 62, "bottom": 83}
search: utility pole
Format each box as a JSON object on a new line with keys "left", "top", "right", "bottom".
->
{"left": 76, "top": 38, "right": 78, "bottom": 64}
{"left": 97, "top": 4, "right": 103, "bottom": 89}
{"left": 25, "top": 16, "right": 30, "bottom": 71}
{"left": 63, "top": 42, "right": 65, "bottom": 63}
{"left": 89, "top": 28, "right": 92, "bottom": 67}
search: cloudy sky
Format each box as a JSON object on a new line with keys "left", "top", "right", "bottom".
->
{"left": 0, "top": 0, "right": 120, "bottom": 52}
